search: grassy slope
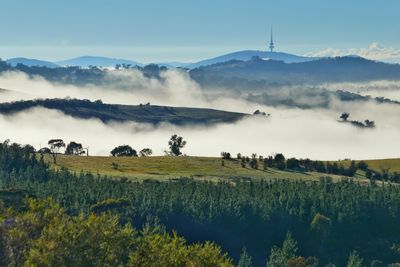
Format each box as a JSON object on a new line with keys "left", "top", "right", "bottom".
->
{"left": 0, "top": 99, "right": 247, "bottom": 125}
{"left": 46, "top": 155, "right": 371, "bottom": 182}
{"left": 332, "top": 158, "right": 400, "bottom": 173}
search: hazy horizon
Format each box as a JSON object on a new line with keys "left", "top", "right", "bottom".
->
{"left": 1, "top": 0, "right": 399, "bottom": 63}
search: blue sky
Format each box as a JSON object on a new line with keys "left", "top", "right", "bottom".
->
{"left": 1, "top": 0, "right": 400, "bottom": 62}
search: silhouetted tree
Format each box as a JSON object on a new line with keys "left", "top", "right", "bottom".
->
{"left": 340, "top": 112, "right": 350, "bottom": 121}
{"left": 48, "top": 139, "right": 65, "bottom": 164}
{"left": 65, "top": 141, "right": 85, "bottom": 156}
{"left": 221, "top": 152, "right": 231, "bottom": 159}
{"left": 274, "top": 153, "right": 286, "bottom": 170}
{"left": 167, "top": 134, "right": 186, "bottom": 156}
{"left": 111, "top": 145, "right": 137, "bottom": 157}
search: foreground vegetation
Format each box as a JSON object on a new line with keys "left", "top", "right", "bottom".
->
{"left": 2, "top": 141, "right": 400, "bottom": 266}
{"left": 0, "top": 198, "right": 232, "bottom": 266}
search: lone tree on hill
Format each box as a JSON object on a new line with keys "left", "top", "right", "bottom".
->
{"left": 65, "top": 141, "right": 85, "bottom": 156}
{"left": 110, "top": 145, "right": 137, "bottom": 157}
{"left": 340, "top": 112, "right": 350, "bottom": 121}
{"left": 48, "top": 139, "right": 65, "bottom": 164}
{"left": 167, "top": 134, "right": 186, "bottom": 156}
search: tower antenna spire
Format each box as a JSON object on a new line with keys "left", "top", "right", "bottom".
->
{"left": 269, "top": 25, "right": 275, "bottom": 52}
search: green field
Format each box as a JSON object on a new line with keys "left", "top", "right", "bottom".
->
{"left": 44, "top": 155, "right": 379, "bottom": 182}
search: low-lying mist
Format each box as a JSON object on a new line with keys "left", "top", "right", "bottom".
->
{"left": 1, "top": 70, "right": 400, "bottom": 160}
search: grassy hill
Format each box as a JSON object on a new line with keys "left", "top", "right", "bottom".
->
{"left": 0, "top": 98, "right": 248, "bottom": 125}
{"left": 333, "top": 158, "right": 400, "bottom": 173}
{"left": 44, "top": 155, "right": 378, "bottom": 183}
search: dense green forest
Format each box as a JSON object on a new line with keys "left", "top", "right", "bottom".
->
{"left": 1, "top": 141, "right": 400, "bottom": 266}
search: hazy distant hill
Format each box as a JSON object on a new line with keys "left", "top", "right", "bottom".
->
{"left": 187, "top": 50, "right": 316, "bottom": 68}
{"left": 56, "top": 56, "right": 143, "bottom": 68}
{"left": 0, "top": 98, "right": 248, "bottom": 125}
{"left": 190, "top": 56, "right": 400, "bottom": 87}
{"left": 6, "top": 58, "right": 60, "bottom": 68}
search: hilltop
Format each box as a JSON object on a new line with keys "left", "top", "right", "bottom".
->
{"left": 44, "top": 154, "right": 359, "bottom": 182}
{"left": 43, "top": 153, "right": 400, "bottom": 183}
{"left": 0, "top": 98, "right": 248, "bottom": 125}
{"left": 6, "top": 57, "right": 60, "bottom": 68}
{"left": 187, "top": 50, "right": 316, "bottom": 68}
{"left": 190, "top": 56, "right": 400, "bottom": 86}
{"left": 56, "top": 56, "right": 143, "bottom": 68}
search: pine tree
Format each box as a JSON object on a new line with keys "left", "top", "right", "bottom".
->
{"left": 238, "top": 247, "right": 252, "bottom": 267}
{"left": 347, "top": 251, "right": 364, "bottom": 267}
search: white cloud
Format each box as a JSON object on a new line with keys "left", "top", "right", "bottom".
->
{"left": 1, "top": 70, "right": 400, "bottom": 160}
{"left": 305, "top": 43, "right": 400, "bottom": 63}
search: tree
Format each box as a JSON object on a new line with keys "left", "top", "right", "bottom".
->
{"left": 310, "top": 213, "right": 331, "bottom": 254}
{"left": 139, "top": 148, "right": 153, "bottom": 157}
{"left": 357, "top": 161, "right": 368, "bottom": 171}
{"left": 221, "top": 152, "right": 231, "bottom": 160}
{"left": 65, "top": 141, "right": 85, "bottom": 156}
{"left": 249, "top": 154, "right": 258, "bottom": 169}
{"left": 111, "top": 145, "right": 137, "bottom": 157}
{"left": 241, "top": 157, "right": 246, "bottom": 168}
{"left": 364, "top": 120, "right": 375, "bottom": 128}
{"left": 23, "top": 144, "right": 36, "bottom": 154}
{"left": 287, "top": 158, "right": 300, "bottom": 170}
{"left": 38, "top": 147, "right": 51, "bottom": 154}
{"left": 238, "top": 247, "right": 252, "bottom": 267}
{"left": 347, "top": 251, "right": 364, "bottom": 267}
{"left": 264, "top": 156, "right": 273, "bottom": 168}
{"left": 167, "top": 134, "right": 186, "bottom": 156}
{"left": 267, "top": 232, "right": 298, "bottom": 267}
{"left": 340, "top": 112, "right": 350, "bottom": 121}
{"left": 274, "top": 153, "right": 286, "bottom": 170}
{"left": 48, "top": 139, "right": 65, "bottom": 164}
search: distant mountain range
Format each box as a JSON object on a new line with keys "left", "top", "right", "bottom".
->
{"left": 189, "top": 56, "right": 400, "bottom": 86}
{"left": 56, "top": 56, "right": 143, "bottom": 68}
{"left": 6, "top": 58, "right": 60, "bottom": 68}
{"left": 4, "top": 50, "right": 319, "bottom": 69}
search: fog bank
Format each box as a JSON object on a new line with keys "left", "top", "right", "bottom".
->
{"left": 1, "top": 70, "right": 400, "bottom": 160}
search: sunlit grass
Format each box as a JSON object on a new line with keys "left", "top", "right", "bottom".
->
{"left": 43, "top": 154, "right": 370, "bottom": 182}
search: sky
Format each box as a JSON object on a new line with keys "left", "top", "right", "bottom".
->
{"left": 1, "top": 0, "right": 400, "bottom": 63}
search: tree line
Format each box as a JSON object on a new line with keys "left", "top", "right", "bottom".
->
{"left": 34, "top": 134, "right": 187, "bottom": 164}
